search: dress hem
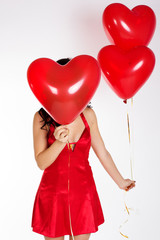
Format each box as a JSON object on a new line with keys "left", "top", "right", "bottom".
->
{"left": 32, "top": 219, "right": 105, "bottom": 238}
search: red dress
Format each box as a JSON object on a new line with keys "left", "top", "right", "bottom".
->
{"left": 31, "top": 112, "right": 105, "bottom": 238}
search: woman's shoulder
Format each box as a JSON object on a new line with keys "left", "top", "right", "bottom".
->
{"left": 83, "top": 107, "right": 97, "bottom": 127}
{"left": 33, "top": 110, "right": 49, "bottom": 132}
{"left": 33, "top": 110, "right": 43, "bottom": 122}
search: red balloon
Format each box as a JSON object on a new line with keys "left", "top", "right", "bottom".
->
{"left": 103, "top": 3, "right": 156, "bottom": 50}
{"left": 27, "top": 55, "right": 101, "bottom": 124}
{"left": 98, "top": 45, "right": 155, "bottom": 100}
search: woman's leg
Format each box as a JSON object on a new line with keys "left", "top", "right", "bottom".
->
{"left": 69, "top": 233, "right": 91, "bottom": 240}
{"left": 44, "top": 236, "right": 64, "bottom": 240}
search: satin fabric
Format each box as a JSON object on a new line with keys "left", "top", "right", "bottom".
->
{"left": 31, "top": 112, "right": 105, "bottom": 238}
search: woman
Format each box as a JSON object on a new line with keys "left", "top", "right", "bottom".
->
{"left": 31, "top": 58, "right": 136, "bottom": 240}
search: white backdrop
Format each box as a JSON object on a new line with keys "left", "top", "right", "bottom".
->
{"left": 0, "top": 0, "right": 160, "bottom": 240}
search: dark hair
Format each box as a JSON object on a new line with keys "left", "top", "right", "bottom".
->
{"left": 56, "top": 58, "right": 71, "bottom": 65}
{"left": 38, "top": 58, "right": 93, "bottom": 130}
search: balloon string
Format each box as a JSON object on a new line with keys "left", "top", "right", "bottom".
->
{"left": 127, "top": 98, "right": 134, "bottom": 180}
{"left": 119, "top": 191, "right": 134, "bottom": 238}
{"left": 125, "top": 97, "right": 134, "bottom": 181}
{"left": 67, "top": 142, "right": 75, "bottom": 240}
{"left": 119, "top": 98, "right": 134, "bottom": 238}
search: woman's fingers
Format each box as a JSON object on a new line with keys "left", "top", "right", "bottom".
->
{"left": 60, "top": 134, "right": 69, "bottom": 143}
{"left": 59, "top": 130, "right": 68, "bottom": 139}
{"left": 125, "top": 182, "right": 135, "bottom": 191}
{"left": 54, "top": 126, "right": 68, "bottom": 136}
{"left": 54, "top": 125, "right": 69, "bottom": 142}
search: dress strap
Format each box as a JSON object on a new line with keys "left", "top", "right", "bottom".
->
{"left": 80, "top": 112, "right": 89, "bottom": 128}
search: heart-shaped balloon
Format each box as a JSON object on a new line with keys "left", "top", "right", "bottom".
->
{"left": 98, "top": 45, "right": 155, "bottom": 99}
{"left": 27, "top": 55, "right": 101, "bottom": 124}
{"left": 103, "top": 3, "right": 156, "bottom": 50}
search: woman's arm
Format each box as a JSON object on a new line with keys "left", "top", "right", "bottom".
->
{"left": 33, "top": 112, "right": 68, "bottom": 170}
{"left": 85, "top": 108, "right": 135, "bottom": 191}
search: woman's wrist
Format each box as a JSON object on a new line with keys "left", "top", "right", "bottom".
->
{"left": 117, "top": 177, "right": 125, "bottom": 189}
{"left": 56, "top": 139, "right": 67, "bottom": 146}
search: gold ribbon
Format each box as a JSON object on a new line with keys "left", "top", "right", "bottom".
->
{"left": 119, "top": 98, "right": 134, "bottom": 238}
{"left": 127, "top": 97, "right": 134, "bottom": 181}
{"left": 67, "top": 138, "right": 75, "bottom": 240}
{"left": 60, "top": 128, "right": 74, "bottom": 239}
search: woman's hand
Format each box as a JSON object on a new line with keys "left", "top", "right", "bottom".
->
{"left": 54, "top": 125, "right": 69, "bottom": 143}
{"left": 119, "top": 178, "right": 136, "bottom": 191}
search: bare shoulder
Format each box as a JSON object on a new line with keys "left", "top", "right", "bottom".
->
{"left": 83, "top": 107, "right": 97, "bottom": 127}
{"left": 33, "top": 111, "right": 43, "bottom": 126}
{"left": 33, "top": 111, "right": 49, "bottom": 133}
